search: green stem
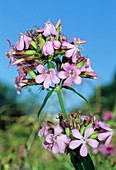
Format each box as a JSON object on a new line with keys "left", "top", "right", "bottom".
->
{"left": 56, "top": 90, "right": 68, "bottom": 120}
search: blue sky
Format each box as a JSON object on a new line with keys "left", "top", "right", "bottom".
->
{"left": 0, "top": 0, "right": 116, "bottom": 105}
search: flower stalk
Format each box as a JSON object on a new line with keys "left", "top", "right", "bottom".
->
{"left": 5, "top": 19, "right": 113, "bottom": 170}
{"left": 55, "top": 85, "right": 68, "bottom": 120}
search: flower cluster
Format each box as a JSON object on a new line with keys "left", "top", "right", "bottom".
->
{"left": 38, "top": 113, "right": 113, "bottom": 157}
{"left": 6, "top": 19, "right": 97, "bottom": 94}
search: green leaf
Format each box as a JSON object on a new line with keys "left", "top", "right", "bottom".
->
{"left": 37, "top": 89, "right": 54, "bottom": 118}
{"left": 47, "top": 62, "right": 55, "bottom": 69}
{"left": 63, "top": 86, "right": 91, "bottom": 108}
{"left": 70, "top": 150, "right": 95, "bottom": 170}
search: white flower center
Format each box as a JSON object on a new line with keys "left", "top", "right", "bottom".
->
{"left": 69, "top": 70, "right": 75, "bottom": 77}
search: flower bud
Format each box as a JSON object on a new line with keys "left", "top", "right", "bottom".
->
{"left": 76, "top": 58, "right": 87, "bottom": 68}
{"left": 30, "top": 40, "right": 37, "bottom": 50}
{"left": 24, "top": 67, "right": 36, "bottom": 79}
{"left": 55, "top": 19, "right": 62, "bottom": 29}
{"left": 13, "top": 50, "right": 38, "bottom": 56}
{"left": 65, "top": 128, "right": 70, "bottom": 136}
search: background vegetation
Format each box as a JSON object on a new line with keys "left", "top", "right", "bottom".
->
{"left": 0, "top": 71, "right": 116, "bottom": 170}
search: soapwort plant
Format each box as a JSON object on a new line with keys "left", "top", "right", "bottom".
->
{"left": 6, "top": 19, "right": 113, "bottom": 170}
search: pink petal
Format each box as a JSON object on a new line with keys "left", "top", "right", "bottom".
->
{"left": 37, "top": 27, "right": 44, "bottom": 33}
{"left": 62, "top": 63, "right": 71, "bottom": 71}
{"left": 43, "top": 23, "right": 51, "bottom": 37}
{"left": 72, "top": 52, "right": 77, "bottom": 63}
{"left": 43, "top": 141, "right": 52, "bottom": 149}
{"left": 62, "top": 41, "right": 75, "bottom": 49}
{"left": 50, "top": 69, "right": 60, "bottom": 84}
{"left": 49, "top": 68, "right": 56, "bottom": 75}
{"left": 36, "top": 65, "right": 46, "bottom": 73}
{"left": 42, "top": 41, "right": 54, "bottom": 56}
{"left": 63, "top": 76, "right": 73, "bottom": 86}
{"left": 57, "top": 140, "right": 66, "bottom": 153}
{"left": 50, "top": 24, "right": 58, "bottom": 35}
{"left": 98, "top": 122, "right": 112, "bottom": 131}
{"left": 43, "top": 75, "right": 51, "bottom": 89}
{"left": 46, "top": 41, "right": 54, "bottom": 55}
{"left": 105, "top": 135, "right": 112, "bottom": 146}
{"left": 46, "top": 134, "right": 53, "bottom": 143}
{"left": 73, "top": 75, "right": 82, "bottom": 85}
{"left": 72, "top": 37, "right": 77, "bottom": 44}
{"left": 38, "top": 125, "right": 50, "bottom": 137}
{"left": 57, "top": 135, "right": 71, "bottom": 144}
{"left": 69, "top": 140, "right": 82, "bottom": 149}
{"left": 35, "top": 74, "right": 45, "bottom": 84}
{"left": 54, "top": 124, "right": 63, "bottom": 136}
{"left": 98, "top": 132, "right": 112, "bottom": 141}
{"left": 51, "top": 75, "right": 60, "bottom": 84}
{"left": 38, "top": 128, "right": 44, "bottom": 137}
{"left": 58, "top": 71, "right": 68, "bottom": 79}
{"left": 23, "top": 35, "right": 32, "bottom": 49}
{"left": 80, "top": 144, "right": 88, "bottom": 157}
{"left": 52, "top": 143, "right": 59, "bottom": 154}
{"left": 80, "top": 115, "right": 88, "bottom": 121}
{"left": 75, "top": 68, "right": 81, "bottom": 75}
{"left": 87, "top": 139, "right": 99, "bottom": 148}
{"left": 84, "top": 127, "right": 94, "bottom": 138}
{"left": 72, "top": 129, "right": 83, "bottom": 139}
{"left": 65, "top": 48, "right": 75, "bottom": 58}
{"left": 53, "top": 40, "right": 61, "bottom": 49}
{"left": 16, "top": 35, "right": 24, "bottom": 51}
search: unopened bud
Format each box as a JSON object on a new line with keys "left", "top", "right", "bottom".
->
{"left": 55, "top": 19, "right": 62, "bottom": 29}
{"left": 13, "top": 50, "right": 38, "bottom": 56}
{"left": 77, "top": 58, "right": 87, "bottom": 68}
{"left": 65, "top": 128, "right": 70, "bottom": 136}
{"left": 24, "top": 67, "right": 36, "bottom": 79}
{"left": 30, "top": 40, "right": 37, "bottom": 50}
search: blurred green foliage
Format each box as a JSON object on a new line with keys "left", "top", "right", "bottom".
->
{"left": 0, "top": 71, "right": 116, "bottom": 170}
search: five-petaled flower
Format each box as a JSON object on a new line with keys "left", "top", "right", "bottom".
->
{"left": 69, "top": 127, "right": 99, "bottom": 157}
{"left": 58, "top": 62, "right": 82, "bottom": 86}
{"left": 43, "top": 124, "right": 71, "bottom": 154}
{"left": 37, "top": 21, "right": 58, "bottom": 37}
{"left": 35, "top": 64, "right": 60, "bottom": 89}
{"left": 16, "top": 33, "right": 32, "bottom": 51}
{"left": 62, "top": 38, "right": 86, "bottom": 63}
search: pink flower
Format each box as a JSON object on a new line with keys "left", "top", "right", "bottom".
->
{"left": 98, "top": 122, "right": 113, "bottom": 146}
{"left": 16, "top": 33, "right": 32, "bottom": 51}
{"left": 44, "top": 124, "right": 71, "bottom": 154}
{"left": 58, "top": 63, "right": 82, "bottom": 86}
{"left": 37, "top": 21, "right": 58, "bottom": 37}
{"left": 69, "top": 127, "right": 99, "bottom": 157}
{"left": 42, "top": 40, "right": 61, "bottom": 56}
{"left": 62, "top": 38, "right": 86, "bottom": 63}
{"left": 81, "top": 58, "right": 94, "bottom": 72}
{"left": 35, "top": 65, "right": 60, "bottom": 89}
{"left": 80, "top": 58, "right": 98, "bottom": 79}
{"left": 38, "top": 125, "right": 50, "bottom": 137}
{"left": 99, "top": 144, "right": 115, "bottom": 156}
{"left": 102, "top": 111, "right": 113, "bottom": 120}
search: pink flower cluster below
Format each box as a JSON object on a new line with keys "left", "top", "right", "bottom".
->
{"left": 38, "top": 113, "right": 113, "bottom": 157}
